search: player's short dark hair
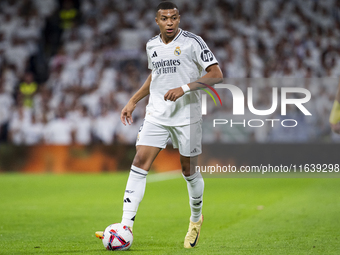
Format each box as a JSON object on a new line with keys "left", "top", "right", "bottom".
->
{"left": 156, "top": 1, "right": 179, "bottom": 13}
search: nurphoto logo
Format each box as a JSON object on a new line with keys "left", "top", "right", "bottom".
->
{"left": 200, "top": 83, "right": 312, "bottom": 128}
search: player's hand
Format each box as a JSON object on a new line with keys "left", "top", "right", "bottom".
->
{"left": 164, "top": 87, "right": 185, "bottom": 102}
{"left": 121, "top": 101, "right": 136, "bottom": 126}
{"left": 330, "top": 122, "right": 340, "bottom": 134}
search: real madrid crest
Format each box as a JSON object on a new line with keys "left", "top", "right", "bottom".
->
{"left": 174, "top": 46, "right": 181, "bottom": 56}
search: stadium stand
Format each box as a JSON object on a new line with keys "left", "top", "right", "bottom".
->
{"left": 0, "top": 0, "right": 339, "bottom": 144}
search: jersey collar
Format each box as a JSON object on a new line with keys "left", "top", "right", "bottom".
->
{"left": 159, "top": 28, "right": 183, "bottom": 44}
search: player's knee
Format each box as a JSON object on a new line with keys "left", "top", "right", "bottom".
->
{"left": 132, "top": 158, "right": 148, "bottom": 171}
{"left": 181, "top": 155, "right": 196, "bottom": 176}
{"left": 132, "top": 153, "right": 148, "bottom": 170}
{"left": 181, "top": 162, "right": 191, "bottom": 176}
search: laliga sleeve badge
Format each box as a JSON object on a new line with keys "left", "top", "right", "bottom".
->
{"left": 174, "top": 46, "right": 181, "bottom": 56}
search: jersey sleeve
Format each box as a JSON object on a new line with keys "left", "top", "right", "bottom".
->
{"left": 191, "top": 36, "right": 218, "bottom": 71}
{"left": 146, "top": 44, "right": 152, "bottom": 70}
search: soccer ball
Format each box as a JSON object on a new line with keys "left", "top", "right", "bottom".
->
{"left": 102, "top": 223, "right": 133, "bottom": 251}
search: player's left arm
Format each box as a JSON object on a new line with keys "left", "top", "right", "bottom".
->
{"left": 329, "top": 79, "right": 340, "bottom": 134}
{"left": 164, "top": 64, "right": 223, "bottom": 102}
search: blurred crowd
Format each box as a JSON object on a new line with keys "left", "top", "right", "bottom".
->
{"left": 0, "top": 0, "right": 340, "bottom": 145}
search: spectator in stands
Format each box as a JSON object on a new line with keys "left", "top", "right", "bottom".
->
{"left": 0, "top": 32, "right": 6, "bottom": 69}
{"left": 4, "top": 36, "right": 30, "bottom": 76}
{"left": 22, "top": 113, "right": 44, "bottom": 145}
{"left": 8, "top": 106, "right": 28, "bottom": 145}
{"left": 18, "top": 72, "right": 38, "bottom": 108}
{"left": 92, "top": 105, "right": 118, "bottom": 145}
{"left": 1, "top": 64, "right": 19, "bottom": 94}
{"left": 0, "top": 79, "right": 14, "bottom": 142}
{"left": 72, "top": 105, "right": 93, "bottom": 145}
{"left": 43, "top": 106, "right": 74, "bottom": 145}
{"left": 59, "top": 0, "right": 79, "bottom": 30}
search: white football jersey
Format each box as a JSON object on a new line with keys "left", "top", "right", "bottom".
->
{"left": 145, "top": 29, "right": 218, "bottom": 126}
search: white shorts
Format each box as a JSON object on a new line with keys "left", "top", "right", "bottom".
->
{"left": 136, "top": 120, "right": 202, "bottom": 157}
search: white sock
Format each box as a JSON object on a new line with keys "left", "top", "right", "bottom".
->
{"left": 121, "top": 165, "right": 148, "bottom": 228}
{"left": 183, "top": 171, "right": 204, "bottom": 223}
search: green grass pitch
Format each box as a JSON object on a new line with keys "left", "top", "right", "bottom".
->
{"left": 0, "top": 173, "right": 340, "bottom": 254}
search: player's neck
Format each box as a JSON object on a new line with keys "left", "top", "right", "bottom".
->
{"left": 160, "top": 28, "right": 180, "bottom": 44}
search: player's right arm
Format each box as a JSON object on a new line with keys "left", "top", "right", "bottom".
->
{"left": 121, "top": 73, "right": 152, "bottom": 126}
{"left": 329, "top": 79, "right": 340, "bottom": 134}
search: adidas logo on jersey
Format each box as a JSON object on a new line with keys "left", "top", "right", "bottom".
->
{"left": 151, "top": 51, "right": 158, "bottom": 58}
